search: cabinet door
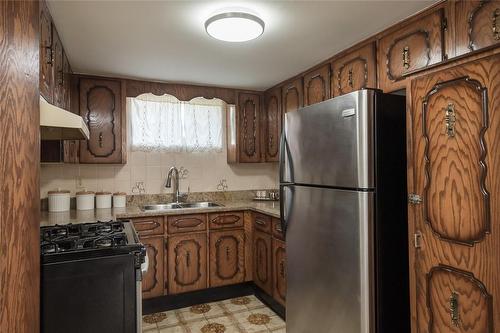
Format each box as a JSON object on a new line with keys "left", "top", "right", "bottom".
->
{"left": 264, "top": 87, "right": 281, "bottom": 162}
{"left": 304, "top": 64, "right": 331, "bottom": 105}
{"left": 167, "top": 233, "right": 207, "bottom": 294}
{"left": 410, "top": 54, "right": 500, "bottom": 332}
{"left": 141, "top": 236, "right": 164, "bottom": 299}
{"left": 238, "top": 92, "right": 262, "bottom": 163}
{"left": 253, "top": 212, "right": 272, "bottom": 233}
{"left": 282, "top": 78, "right": 303, "bottom": 113}
{"left": 209, "top": 212, "right": 244, "bottom": 230}
{"left": 209, "top": 229, "right": 245, "bottom": 287}
{"left": 79, "top": 78, "right": 125, "bottom": 164}
{"left": 40, "top": 2, "right": 53, "bottom": 103}
{"left": 132, "top": 216, "right": 164, "bottom": 237}
{"left": 167, "top": 214, "right": 206, "bottom": 234}
{"left": 52, "top": 29, "right": 65, "bottom": 109}
{"left": 331, "top": 42, "right": 376, "bottom": 96}
{"left": 253, "top": 230, "right": 272, "bottom": 295}
{"left": 272, "top": 239, "right": 286, "bottom": 306}
{"left": 378, "top": 9, "right": 445, "bottom": 92}
{"left": 272, "top": 218, "right": 285, "bottom": 241}
{"left": 455, "top": 0, "right": 500, "bottom": 56}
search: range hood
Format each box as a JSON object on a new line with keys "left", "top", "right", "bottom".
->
{"left": 40, "top": 96, "right": 90, "bottom": 140}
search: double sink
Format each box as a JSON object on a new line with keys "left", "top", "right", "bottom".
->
{"left": 142, "top": 201, "right": 222, "bottom": 212}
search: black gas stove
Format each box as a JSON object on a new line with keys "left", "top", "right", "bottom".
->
{"left": 41, "top": 220, "right": 145, "bottom": 333}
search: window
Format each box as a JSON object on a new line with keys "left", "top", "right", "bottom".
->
{"left": 129, "top": 94, "right": 225, "bottom": 152}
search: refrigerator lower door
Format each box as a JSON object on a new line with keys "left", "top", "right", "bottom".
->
{"left": 286, "top": 185, "right": 374, "bottom": 333}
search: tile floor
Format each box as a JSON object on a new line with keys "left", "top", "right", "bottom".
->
{"left": 142, "top": 295, "right": 285, "bottom": 333}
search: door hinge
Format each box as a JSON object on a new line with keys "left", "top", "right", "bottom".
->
{"left": 408, "top": 194, "right": 422, "bottom": 205}
{"left": 414, "top": 231, "right": 422, "bottom": 249}
{"left": 442, "top": 17, "right": 448, "bottom": 31}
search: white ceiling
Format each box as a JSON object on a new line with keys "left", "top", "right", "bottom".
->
{"left": 48, "top": 0, "right": 437, "bottom": 91}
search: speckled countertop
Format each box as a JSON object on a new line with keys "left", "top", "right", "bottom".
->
{"left": 40, "top": 200, "right": 280, "bottom": 226}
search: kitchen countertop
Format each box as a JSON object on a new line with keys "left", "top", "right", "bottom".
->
{"left": 40, "top": 200, "right": 280, "bottom": 226}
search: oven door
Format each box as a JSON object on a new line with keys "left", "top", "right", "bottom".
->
{"left": 42, "top": 254, "right": 137, "bottom": 333}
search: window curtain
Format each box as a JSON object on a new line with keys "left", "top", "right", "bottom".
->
{"left": 129, "top": 93, "right": 225, "bottom": 152}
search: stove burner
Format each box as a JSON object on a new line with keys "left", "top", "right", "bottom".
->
{"left": 95, "top": 238, "right": 112, "bottom": 247}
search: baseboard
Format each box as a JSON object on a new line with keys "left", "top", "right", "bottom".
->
{"left": 253, "top": 285, "right": 286, "bottom": 320}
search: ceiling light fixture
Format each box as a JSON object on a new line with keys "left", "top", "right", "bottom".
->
{"left": 205, "top": 11, "right": 265, "bottom": 42}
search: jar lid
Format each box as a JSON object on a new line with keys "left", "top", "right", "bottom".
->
{"left": 76, "top": 190, "right": 95, "bottom": 195}
{"left": 95, "top": 191, "right": 112, "bottom": 195}
{"left": 48, "top": 189, "right": 70, "bottom": 194}
{"left": 113, "top": 192, "right": 127, "bottom": 196}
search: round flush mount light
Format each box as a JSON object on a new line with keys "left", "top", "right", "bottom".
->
{"left": 205, "top": 11, "right": 265, "bottom": 42}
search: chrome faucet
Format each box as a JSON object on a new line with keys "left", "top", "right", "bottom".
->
{"left": 165, "top": 166, "right": 184, "bottom": 203}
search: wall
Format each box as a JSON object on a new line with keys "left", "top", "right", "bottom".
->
{"left": 40, "top": 103, "right": 278, "bottom": 198}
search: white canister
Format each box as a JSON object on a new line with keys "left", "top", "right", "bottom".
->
{"left": 113, "top": 192, "right": 127, "bottom": 208}
{"left": 48, "top": 189, "right": 71, "bottom": 212}
{"left": 95, "top": 191, "right": 112, "bottom": 209}
{"left": 76, "top": 190, "right": 95, "bottom": 211}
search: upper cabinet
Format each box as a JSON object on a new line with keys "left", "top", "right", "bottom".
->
{"left": 237, "top": 92, "right": 262, "bottom": 163}
{"left": 282, "top": 78, "right": 303, "bottom": 113}
{"left": 78, "top": 78, "right": 126, "bottom": 164}
{"left": 40, "top": 2, "right": 53, "bottom": 103}
{"left": 52, "top": 29, "right": 65, "bottom": 108}
{"left": 264, "top": 87, "right": 281, "bottom": 162}
{"left": 303, "top": 64, "right": 331, "bottom": 105}
{"left": 331, "top": 42, "right": 377, "bottom": 96}
{"left": 378, "top": 8, "right": 446, "bottom": 92}
{"left": 455, "top": 0, "right": 500, "bottom": 56}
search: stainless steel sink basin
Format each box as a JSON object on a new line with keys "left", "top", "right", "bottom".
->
{"left": 142, "top": 202, "right": 222, "bottom": 211}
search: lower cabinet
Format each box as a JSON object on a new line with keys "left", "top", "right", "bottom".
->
{"left": 209, "top": 229, "right": 246, "bottom": 287}
{"left": 167, "top": 233, "right": 207, "bottom": 294}
{"left": 253, "top": 230, "right": 273, "bottom": 295}
{"left": 141, "top": 236, "right": 165, "bottom": 300}
{"left": 272, "top": 239, "right": 287, "bottom": 306}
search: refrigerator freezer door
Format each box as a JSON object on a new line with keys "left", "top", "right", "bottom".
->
{"left": 286, "top": 185, "right": 374, "bottom": 333}
{"left": 282, "top": 89, "right": 375, "bottom": 189}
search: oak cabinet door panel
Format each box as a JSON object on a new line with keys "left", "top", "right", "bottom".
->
{"left": 272, "top": 239, "right": 286, "bottom": 306}
{"left": 167, "top": 214, "right": 207, "bottom": 234}
{"left": 282, "top": 78, "right": 303, "bottom": 113}
{"left": 264, "top": 87, "right": 281, "bottom": 162}
{"left": 410, "top": 54, "right": 500, "bottom": 333}
{"left": 131, "top": 216, "right": 164, "bottom": 237}
{"left": 209, "top": 229, "right": 245, "bottom": 287}
{"left": 253, "top": 230, "right": 272, "bottom": 294}
{"left": 253, "top": 212, "right": 272, "bottom": 233}
{"left": 167, "top": 233, "right": 207, "bottom": 294}
{"left": 141, "top": 236, "right": 164, "bottom": 299}
{"left": 304, "top": 64, "right": 331, "bottom": 106}
{"left": 209, "top": 212, "right": 244, "bottom": 230}
{"left": 238, "top": 92, "right": 262, "bottom": 163}
{"left": 40, "top": 2, "right": 53, "bottom": 103}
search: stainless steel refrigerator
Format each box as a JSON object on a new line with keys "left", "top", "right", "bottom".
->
{"left": 280, "top": 89, "right": 409, "bottom": 333}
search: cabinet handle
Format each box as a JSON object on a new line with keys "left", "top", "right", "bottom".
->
{"left": 275, "top": 224, "right": 282, "bottom": 233}
{"left": 186, "top": 251, "right": 191, "bottom": 268}
{"left": 347, "top": 69, "right": 353, "bottom": 88}
{"left": 402, "top": 46, "right": 410, "bottom": 70}
{"left": 226, "top": 246, "right": 230, "bottom": 261}
{"left": 269, "top": 135, "right": 273, "bottom": 150}
{"left": 98, "top": 132, "right": 104, "bottom": 148}
{"left": 493, "top": 8, "right": 500, "bottom": 40}
{"left": 444, "top": 103, "right": 456, "bottom": 138}
{"left": 280, "top": 261, "right": 285, "bottom": 278}
{"left": 449, "top": 291, "right": 461, "bottom": 327}
{"left": 45, "top": 47, "right": 52, "bottom": 65}
{"left": 255, "top": 219, "right": 266, "bottom": 226}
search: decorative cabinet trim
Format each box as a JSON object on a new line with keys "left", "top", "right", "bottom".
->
{"left": 143, "top": 242, "right": 159, "bottom": 293}
{"left": 337, "top": 56, "right": 369, "bottom": 94}
{"left": 242, "top": 98, "right": 257, "bottom": 157}
{"left": 468, "top": 0, "right": 500, "bottom": 51}
{"left": 255, "top": 237, "right": 269, "bottom": 284}
{"left": 214, "top": 235, "right": 241, "bottom": 280}
{"left": 264, "top": 88, "right": 281, "bottom": 161}
{"left": 422, "top": 76, "right": 490, "bottom": 246}
{"left": 173, "top": 239, "right": 203, "bottom": 287}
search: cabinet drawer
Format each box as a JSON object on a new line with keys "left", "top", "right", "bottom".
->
{"left": 253, "top": 213, "right": 272, "bottom": 233}
{"left": 209, "top": 211, "right": 244, "bottom": 229}
{"left": 167, "top": 214, "right": 207, "bottom": 234}
{"left": 131, "top": 216, "right": 164, "bottom": 236}
{"left": 272, "top": 218, "right": 285, "bottom": 240}
{"left": 378, "top": 9, "right": 445, "bottom": 92}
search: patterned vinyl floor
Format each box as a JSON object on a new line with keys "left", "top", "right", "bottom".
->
{"left": 142, "top": 295, "right": 286, "bottom": 333}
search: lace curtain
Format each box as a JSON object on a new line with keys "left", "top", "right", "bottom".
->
{"left": 128, "top": 94, "right": 225, "bottom": 152}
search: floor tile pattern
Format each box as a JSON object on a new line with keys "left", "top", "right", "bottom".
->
{"left": 142, "top": 295, "right": 285, "bottom": 333}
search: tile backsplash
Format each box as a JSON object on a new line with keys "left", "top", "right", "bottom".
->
{"left": 40, "top": 150, "right": 278, "bottom": 198}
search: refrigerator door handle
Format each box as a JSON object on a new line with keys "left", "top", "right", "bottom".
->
{"left": 279, "top": 184, "right": 293, "bottom": 235}
{"left": 279, "top": 128, "right": 294, "bottom": 183}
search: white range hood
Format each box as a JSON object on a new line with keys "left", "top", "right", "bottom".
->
{"left": 40, "top": 96, "right": 90, "bottom": 140}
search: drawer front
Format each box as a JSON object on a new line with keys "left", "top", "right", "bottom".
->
{"left": 253, "top": 213, "right": 272, "bottom": 233}
{"left": 167, "top": 214, "right": 207, "bottom": 234}
{"left": 131, "top": 216, "right": 164, "bottom": 237}
{"left": 272, "top": 218, "right": 285, "bottom": 240}
{"left": 209, "top": 212, "right": 244, "bottom": 229}
{"left": 378, "top": 9, "right": 445, "bottom": 92}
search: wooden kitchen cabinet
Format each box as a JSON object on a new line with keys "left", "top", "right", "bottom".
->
{"left": 167, "top": 233, "right": 207, "bottom": 294}
{"left": 167, "top": 214, "right": 207, "bottom": 234}
{"left": 454, "top": 0, "right": 500, "bottom": 56}
{"left": 272, "top": 218, "right": 285, "bottom": 241}
{"left": 253, "top": 230, "right": 272, "bottom": 295}
{"left": 131, "top": 216, "right": 164, "bottom": 237}
{"left": 52, "top": 29, "right": 65, "bottom": 108}
{"left": 78, "top": 77, "right": 126, "bottom": 164}
{"left": 282, "top": 78, "right": 303, "bottom": 113}
{"left": 409, "top": 54, "right": 500, "bottom": 332}
{"left": 208, "top": 211, "right": 244, "bottom": 230}
{"left": 237, "top": 92, "right": 262, "bottom": 163}
{"left": 272, "top": 239, "right": 286, "bottom": 306}
{"left": 331, "top": 42, "right": 376, "bottom": 96}
{"left": 140, "top": 236, "right": 165, "bottom": 299}
{"left": 253, "top": 212, "right": 272, "bottom": 233}
{"left": 378, "top": 9, "right": 445, "bottom": 92}
{"left": 263, "top": 87, "right": 281, "bottom": 162}
{"left": 209, "top": 229, "right": 246, "bottom": 287}
{"left": 40, "top": 1, "right": 53, "bottom": 103}
{"left": 304, "top": 64, "right": 331, "bottom": 105}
